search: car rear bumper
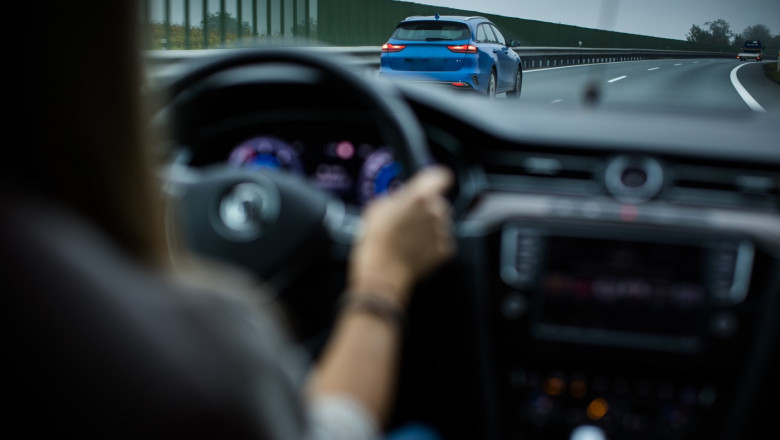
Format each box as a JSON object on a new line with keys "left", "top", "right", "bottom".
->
{"left": 737, "top": 53, "right": 762, "bottom": 61}
{"left": 378, "top": 69, "right": 488, "bottom": 93}
{"left": 387, "top": 79, "right": 482, "bottom": 95}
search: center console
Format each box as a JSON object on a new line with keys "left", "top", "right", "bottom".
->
{"left": 487, "top": 221, "right": 759, "bottom": 439}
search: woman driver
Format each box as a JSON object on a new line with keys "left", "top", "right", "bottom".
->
{"left": 3, "top": 1, "right": 454, "bottom": 438}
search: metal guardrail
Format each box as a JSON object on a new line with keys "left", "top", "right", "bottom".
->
{"left": 144, "top": 46, "right": 738, "bottom": 75}
{"left": 510, "top": 47, "right": 735, "bottom": 70}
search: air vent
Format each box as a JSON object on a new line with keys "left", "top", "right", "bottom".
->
{"left": 604, "top": 155, "right": 664, "bottom": 204}
{"left": 480, "top": 151, "right": 604, "bottom": 196}
{"left": 665, "top": 163, "right": 780, "bottom": 211}
{"left": 479, "top": 150, "right": 780, "bottom": 211}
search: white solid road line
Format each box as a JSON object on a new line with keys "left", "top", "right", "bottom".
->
{"left": 647, "top": 67, "right": 660, "bottom": 71}
{"left": 730, "top": 63, "right": 767, "bottom": 113}
{"left": 550, "top": 99, "right": 563, "bottom": 104}
{"left": 608, "top": 75, "right": 627, "bottom": 83}
{"left": 674, "top": 63, "right": 683, "bottom": 66}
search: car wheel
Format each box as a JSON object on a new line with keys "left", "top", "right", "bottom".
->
{"left": 506, "top": 68, "right": 522, "bottom": 99}
{"left": 487, "top": 70, "right": 497, "bottom": 99}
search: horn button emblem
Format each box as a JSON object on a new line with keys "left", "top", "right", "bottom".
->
{"left": 218, "top": 182, "right": 278, "bottom": 240}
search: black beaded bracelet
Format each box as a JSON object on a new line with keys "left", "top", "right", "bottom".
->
{"left": 338, "top": 294, "right": 406, "bottom": 329}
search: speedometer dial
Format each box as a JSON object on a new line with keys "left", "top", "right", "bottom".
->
{"left": 358, "top": 147, "right": 402, "bottom": 204}
{"left": 227, "top": 136, "right": 304, "bottom": 175}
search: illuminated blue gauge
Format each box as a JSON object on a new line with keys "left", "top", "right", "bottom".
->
{"left": 227, "top": 136, "right": 304, "bottom": 175}
{"left": 358, "top": 148, "right": 403, "bottom": 204}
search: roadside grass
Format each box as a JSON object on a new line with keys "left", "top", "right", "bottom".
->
{"left": 765, "top": 62, "right": 780, "bottom": 85}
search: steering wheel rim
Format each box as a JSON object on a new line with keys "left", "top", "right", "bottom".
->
{"left": 157, "top": 47, "right": 433, "bottom": 292}
{"left": 157, "top": 47, "right": 432, "bottom": 175}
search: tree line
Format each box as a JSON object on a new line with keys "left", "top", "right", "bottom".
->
{"left": 687, "top": 20, "right": 779, "bottom": 48}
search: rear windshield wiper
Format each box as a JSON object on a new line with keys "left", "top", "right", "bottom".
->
{"left": 425, "top": 37, "right": 448, "bottom": 41}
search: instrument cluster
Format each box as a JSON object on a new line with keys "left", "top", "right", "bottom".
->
{"left": 213, "top": 133, "right": 401, "bottom": 207}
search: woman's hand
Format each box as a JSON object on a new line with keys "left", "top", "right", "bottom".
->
{"left": 347, "top": 166, "right": 455, "bottom": 307}
{"left": 309, "top": 166, "right": 455, "bottom": 424}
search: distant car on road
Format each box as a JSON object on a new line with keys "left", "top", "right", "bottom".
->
{"left": 379, "top": 15, "right": 523, "bottom": 98}
{"left": 737, "top": 40, "right": 764, "bottom": 62}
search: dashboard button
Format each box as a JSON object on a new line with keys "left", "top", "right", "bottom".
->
{"left": 709, "top": 312, "right": 738, "bottom": 338}
{"left": 502, "top": 293, "right": 528, "bottom": 319}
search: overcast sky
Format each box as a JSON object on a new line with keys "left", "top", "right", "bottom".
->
{"left": 413, "top": 0, "right": 780, "bottom": 40}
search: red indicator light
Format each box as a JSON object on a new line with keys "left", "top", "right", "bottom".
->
{"left": 382, "top": 43, "right": 406, "bottom": 52}
{"left": 451, "top": 81, "right": 469, "bottom": 87}
{"left": 336, "top": 141, "right": 354, "bottom": 160}
{"left": 447, "top": 44, "right": 478, "bottom": 54}
{"left": 619, "top": 204, "right": 638, "bottom": 222}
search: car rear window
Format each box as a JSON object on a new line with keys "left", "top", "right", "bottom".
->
{"left": 391, "top": 21, "right": 471, "bottom": 41}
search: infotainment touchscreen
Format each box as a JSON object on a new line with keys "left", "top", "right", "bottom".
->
{"left": 536, "top": 236, "right": 706, "bottom": 339}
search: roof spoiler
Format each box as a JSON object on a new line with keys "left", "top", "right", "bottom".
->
{"left": 402, "top": 15, "right": 488, "bottom": 21}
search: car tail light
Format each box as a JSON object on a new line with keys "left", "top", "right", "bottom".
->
{"left": 447, "top": 44, "right": 478, "bottom": 54}
{"left": 451, "top": 81, "right": 470, "bottom": 87}
{"left": 382, "top": 43, "right": 406, "bottom": 53}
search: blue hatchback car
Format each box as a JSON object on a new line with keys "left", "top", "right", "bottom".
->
{"left": 379, "top": 15, "right": 523, "bottom": 98}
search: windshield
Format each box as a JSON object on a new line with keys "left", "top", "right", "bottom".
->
{"left": 391, "top": 21, "right": 471, "bottom": 41}
{"left": 142, "top": 0, "right": 780, "bottom": 112}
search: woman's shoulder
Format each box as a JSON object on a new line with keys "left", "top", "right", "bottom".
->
{"left": 2, "top": 193, "right": 310, "bottom": 438}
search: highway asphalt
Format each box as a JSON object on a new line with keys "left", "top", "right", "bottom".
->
{"left": 518, "top": 58, "right": 780, "bottom": 113}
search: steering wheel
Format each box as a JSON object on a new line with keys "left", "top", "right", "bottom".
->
{"left": 156, "top": 47, "right": 433, "bottom": 295}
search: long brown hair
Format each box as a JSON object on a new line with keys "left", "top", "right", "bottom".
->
{"left": 5, "top": 1, "right": 284, "bottom": 315}
{"left": 9, "top": 1, "right": 169, "bottom": 268}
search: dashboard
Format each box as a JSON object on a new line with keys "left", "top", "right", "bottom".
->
{"left": 402, "top": 89, "right": 780, "bottom": 440}
{"left": 153, "top": 49, "right": 780, "bottom": 440}
{"left": 185, "top": 121, "right": 401, "bottom": 207}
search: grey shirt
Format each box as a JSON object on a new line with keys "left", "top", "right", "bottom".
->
{"left": 3, "top": 195, "right": 377, "bottom": 440}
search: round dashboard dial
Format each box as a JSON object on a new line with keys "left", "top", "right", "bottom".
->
{"left": 227, "top": 136, "right": 304, "bottom": 175}
{"left": 358, "top": 147, "right": 402, "bottom": 204}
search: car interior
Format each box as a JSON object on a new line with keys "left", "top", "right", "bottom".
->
{"left": 143, "top": 46, "right": 780, "bottom": 440}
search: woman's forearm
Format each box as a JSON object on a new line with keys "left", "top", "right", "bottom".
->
{"left": 306, "top": 294, "right": 404, "bottom": 425}
{"left": 305, "top": 167, "right": 454, "bottom": 427}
